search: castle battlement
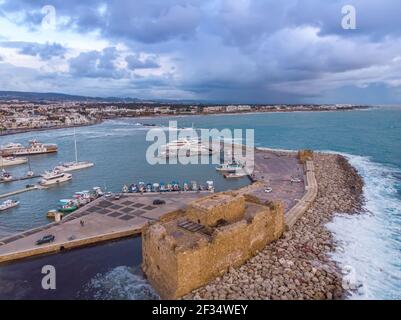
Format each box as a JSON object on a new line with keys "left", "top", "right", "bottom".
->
{"left": 142, "top": 192, "right": 285, "bottom": 299}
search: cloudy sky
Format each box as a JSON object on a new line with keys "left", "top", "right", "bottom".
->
{"left": 0, "top": 0, "right": 400, "bottom": 104}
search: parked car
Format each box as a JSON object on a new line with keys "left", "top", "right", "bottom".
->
{"left": 114, "top": 193, "right": 121, "bottom": 200}
{"left": 153, "top": 199, "right": 166, "bottom": 205}
{"left": 36, "top": 235, "right": 55, "bottom": 245}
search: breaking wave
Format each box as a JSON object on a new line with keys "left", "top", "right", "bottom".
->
{"left": 326, "top": 153, "right": 401, "bottom": 299}
{"left": 78, "top": 266, "right": 159, "bottom": 300}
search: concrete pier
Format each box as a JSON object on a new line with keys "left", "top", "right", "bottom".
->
{"left": 0, "top": 186, "right": 38, "bottom": 199}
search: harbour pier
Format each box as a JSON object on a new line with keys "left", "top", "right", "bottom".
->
{"left": 0, "top": 148, "right": 316, "bottom": 265}
{"left": 0, "top": 186, "right": 38, "bottom": 199}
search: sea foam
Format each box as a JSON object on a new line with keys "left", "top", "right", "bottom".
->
{"left": 326, "top": 153, "right": 401, "bottom": 299}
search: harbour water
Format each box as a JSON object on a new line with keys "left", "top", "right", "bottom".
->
{"left": 0, "top": 107, "right": 400, "bottom": 299}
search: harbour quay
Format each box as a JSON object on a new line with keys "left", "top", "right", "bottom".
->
{"left": 0, "top": 148, "right": 315, "bottom": 269}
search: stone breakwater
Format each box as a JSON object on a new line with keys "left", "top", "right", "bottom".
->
{"left": 183, "top": 153, "right": 364, "bottom": 300}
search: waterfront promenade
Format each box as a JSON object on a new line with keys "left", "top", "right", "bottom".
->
{"left": 0, "top": 149, "right": 311, "bottom": 264}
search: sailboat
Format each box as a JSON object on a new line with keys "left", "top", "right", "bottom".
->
{"left": 56, "top": 128, "right": 94, "bottom": 172}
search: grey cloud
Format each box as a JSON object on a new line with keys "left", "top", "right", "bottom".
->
{"left": 125, "top": 54, "right": 160, "bottom": 70}
{"left": 0, "top": 41, "right": 67, "bottom": 60}
{"left": 68, "top": 47, "right": 129, "bottom": 79}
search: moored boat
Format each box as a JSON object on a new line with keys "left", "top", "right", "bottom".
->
{"left": 0, "top": 199, "right": 20, "bottom": 211}
{"left": 0, "top": 156, "right": 28, "bottom": 167}
{"left": 58, "top": 199, "right": 78, "bottom": 213}
{"left": 40, "top": 169, "right": 72, "bottom": 187}
{"left": 0, "top": 140, "right": 57, "bottom": 157}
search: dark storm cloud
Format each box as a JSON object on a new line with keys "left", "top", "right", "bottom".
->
{"left": 69, "top": 47, "right": 129, "bottom": 79}
{"left": 125, "top": 54, "right": 160, "bottom": 70}
{"left": 1, "top": 0, "right": 401, "bottom": 103}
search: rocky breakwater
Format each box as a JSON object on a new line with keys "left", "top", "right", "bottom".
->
{"left": 184, "top": 153, "right": 364, "bottom": 300}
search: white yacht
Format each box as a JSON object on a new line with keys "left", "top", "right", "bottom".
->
{"left": 0, "top": 199, "right": 20, "bottom": 211}
{"left": 0, "top": 156, "right": 28, "bottom": 167}
{"left": 160, "top": 138, "right": 213, "bottom": 158}
{"left": 57, "top": 128, "right": 94, "bottom": 172}
{"left": 40, "top": 169, "right": 72, "bottom": 187}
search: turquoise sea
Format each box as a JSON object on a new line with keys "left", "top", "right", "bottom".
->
{"left": 0, "top": 107, "right": 400, "bottom": 299}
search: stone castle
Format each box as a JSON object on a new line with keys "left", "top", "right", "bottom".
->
{"left": 142, "top": 192, "right": 285, "bottom": 299}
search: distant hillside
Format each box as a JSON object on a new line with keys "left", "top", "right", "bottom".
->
{"left": 0, "top": 90, "right": 141, "bottom": 103}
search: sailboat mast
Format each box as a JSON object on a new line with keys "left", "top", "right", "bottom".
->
{"left": 74, "top": 128, "right": 78, "bottom": 163}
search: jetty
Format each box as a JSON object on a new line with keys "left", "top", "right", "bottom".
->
{"left": 0, "top": 174, "right": 41, "bottom": 184}
{"left": 0, "top": 186, "right": 38, "bottom": 199}
{"left": 0, "top": 148, "right": 316, "bottom": 265}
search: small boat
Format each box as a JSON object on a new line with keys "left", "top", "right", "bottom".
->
{"left": 146, "top": 183, "right": 152, "bottom": 193}
{"left": 129, "top": 184, "right": 138, "bottom": 193}
{"left": 206, "top": 181, "right": 215, "bottom": 192}
{"left": 26, "top": 170, "right": 34, "bottom": 177}
{"left": 58, "top": 199, "right": 78, "bottom": 213}
{"left": 191, "top": 181, "right": 198, "bottom": 191}
{"left": 224, "top": 171, "right": 247, "bottom": 179}
{"left": 138, "top": 182, "right": 145, "bottom": 193}
{"left": 122, "top": 185, "right": 129, "bottom": 193}
{"left": 159, "top": 182, "right": 166, "bottom": 192}
{"left": 166, "top": 183, "right": 173, "bottom": 192}
{"left": 172, "top": 181, "right": 180, "bottom": 192}
{"left": 0, "top": 199, "right": 20, "bottom": 211}
{"left": 152, "top": 183, "right": 160, "bottom": 192}
{"left": 0, "top": 169, "right": 13, "bottom": 182}
{"left": 183, "top": 182, "right": 190, "bottom": 191}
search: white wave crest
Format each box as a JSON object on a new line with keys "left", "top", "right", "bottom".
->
{"left": 326, "top": 153, "right": 401, "bottom": 300}
{"left": 79, "top": 266, "right": 159, "bottom": 300}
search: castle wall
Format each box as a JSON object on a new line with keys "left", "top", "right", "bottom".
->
{"left": 142, "top": 198, "right": 285, "bottom": 299}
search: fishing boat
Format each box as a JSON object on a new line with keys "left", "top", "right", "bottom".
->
{"left": 138, "top": 182, "right": 145, "bottom": 193}
{"left": 0, "top": 140, "right": 57, "bottom": 157}
{"left": 159, "top": 182, "right": 166, "bottom": 192}
{"left": 56, "top": 128, "right": 94, "bottom": 172}
{"left": 0, "top": 156, "right": 28, "bottom": 167}
{"left": 0, "top": 199, "right": 20, "bottom": 211}
{"left": 40, "top": 169, "right": 72, "bottom": 187}
{"left": 58, "top": 199, "right": 78, "bottom": 213}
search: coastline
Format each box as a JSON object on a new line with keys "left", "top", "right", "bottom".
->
{"left": 0, "top": 106, "right": 369, "bottom": 137}
{"left": 184, "top": 152, "right": 364, "bottom": 300}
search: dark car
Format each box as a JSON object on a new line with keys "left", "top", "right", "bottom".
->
{"left": 153, "top": 199, "right": 166, "bottom": 205}
{"left": 36, "top": 235, "right": 55, "bottom": 245}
